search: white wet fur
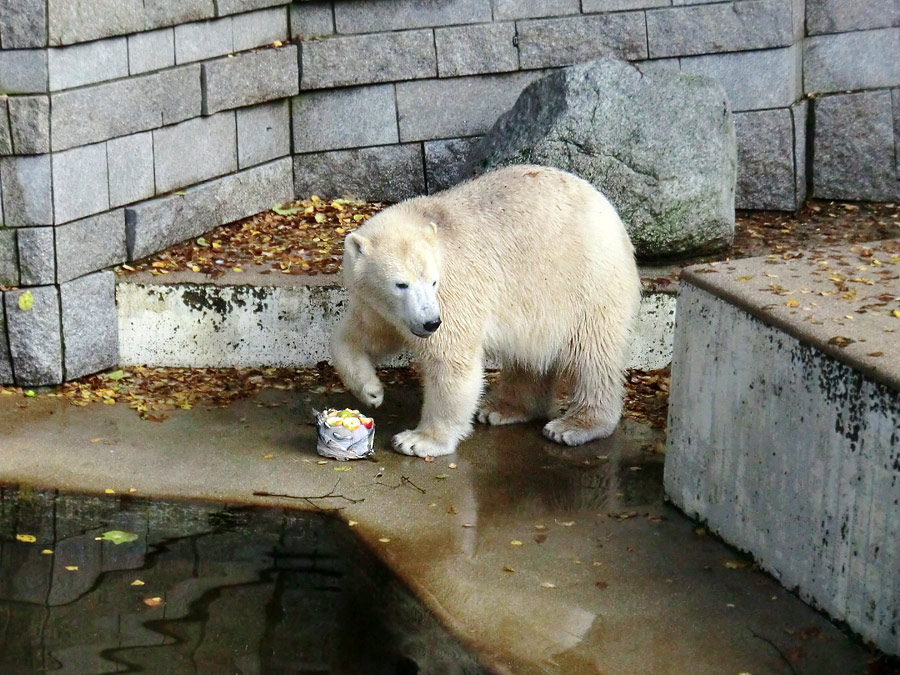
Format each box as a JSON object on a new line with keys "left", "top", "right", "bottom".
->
{"left": 331, "top": 165, "right": 642, "bottom": 457}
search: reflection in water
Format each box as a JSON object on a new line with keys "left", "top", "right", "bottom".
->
{"left": 0, "top": 486, "right": 485, "bottom": 675}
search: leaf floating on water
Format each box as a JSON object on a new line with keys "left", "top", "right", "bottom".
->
{"left": 65, "top": 566, "right": 78, "bottom": 571}
{"left": 347, "top": 520, "right": 358, "bottom": 527}
{"left": 723, "top": 560, "right": 747, "bottom": 569}
{"left": 18, "top": 291, "right": 34, "bottom": 311}
{"left": 99, "top": 530, "right": 139, "bottom": 545}
{"left": 131, "top": 579, "right": 145, "bottom": 586}
{"left": 828, "top": 336, "right": 855, "bottom": 348}
{"left": 41, "top": 549, "right": 53, "bottom": 555}
{"left": 143, "top": 597, "right": 164, "bottom": 607}
{"left": 16, "top": 534, "right": 36, "bottom": 543}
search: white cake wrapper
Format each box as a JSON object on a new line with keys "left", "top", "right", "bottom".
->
{"left": 315, "top": 409, "right": 375, "bottom": 461}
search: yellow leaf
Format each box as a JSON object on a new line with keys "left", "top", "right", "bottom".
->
{"left": 378, "top": 537, "right": 391, "bottom": 543}
{"left": 233, "top": 267, "right": 243, "bottom": 273}
{"left": 314, "top": 213, "right": 326, "bottom": 224}
{"left": 16, "top": 534, "right": 36, "bottom": 543}
{"left": 893, "top": 310, "right": 900, "bottom": 319}
{"left": 737, "top": 275, "right": 754, "bottom": 282}
{"left": 353, "top": 214, "right": 366, "bottom": 222}
{"left": 263, "top": 452, "right": 275, "bottom": 459}
{"left": 41, "top": 549, "right": 53, "bottom": 555}
{"left": 348, "top": 520, "right": 358, "bottom": 527}
{"left": 18, "top": 290, "right": 34, "bottom": 311}
{"left": 121, "top": 264, "right": 136, "bottom": 271}
{"left": 273, "top": 40, "right": 283, "bottom": 47}
{"left": 65, "top": 566, "right": 78, "bottom": 571}
{"left": 510, "top": 540, "right": 523, "bottom": 546}
{"left": 142, "top": 596, "right": 164, "bottom": 607}
{"left": 131, "top": 579, "right": 145, "bottom": 586}
{"left": 105, "top": 489, "right": 115, "bottom": 494}
{"left": 334, "top": 465, "right": 351, "bottom": 472}
{"left": 786, "top": 299, "right": 799, "bottom": 307}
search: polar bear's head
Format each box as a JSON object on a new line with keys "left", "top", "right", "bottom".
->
{"left": 343, "top": 215, "right": 442, "bottom": 339}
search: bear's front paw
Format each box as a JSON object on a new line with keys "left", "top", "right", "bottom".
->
{"left": 543, "top": 418, "right": 617, "bottom": 446}
{"left": 476, "top": 402, "right": 531, "bottom": 426}
{"left": 355, "top": 379, "right": 384, "bottom": 408}
{"left": 392, "top": 429, "right": 455, "bottom": 458}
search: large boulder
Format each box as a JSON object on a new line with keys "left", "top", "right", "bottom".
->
{"left": 464, "top": 57, "right": 737, "bottom": 260}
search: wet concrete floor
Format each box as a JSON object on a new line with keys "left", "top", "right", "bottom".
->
{"left": 0, "top": 383, "right": 883, "bottom": 674}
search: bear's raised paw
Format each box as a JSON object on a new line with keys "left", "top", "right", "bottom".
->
{"left": 392, "top": 429, "right": 455, "bottom": 458}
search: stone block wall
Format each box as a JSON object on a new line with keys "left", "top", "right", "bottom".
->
{"left": 0, "top": 0, "right": 898, "bottom": 385}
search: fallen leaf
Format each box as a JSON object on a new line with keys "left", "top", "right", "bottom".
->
{"left": 272, "top": 40, "right": 283, "bottom": 47}
{"left": 378, "top": 537, "right": 391, "bottom": 543}
{"left": 595, "top": 581, "right": 609, "bottom": 590}
{"left": 108, "top": 369, "right": 126, "bottom": 380}
{"left": 65, "top": 566, "right": 78, "bottom": 571}
{"left": 262, "top": 452, "right": 275, "bottom": 459}
{"left": 510, "top": 540, "right": 523, "bottom": 546}
{"left": 448, "top": 463, "right": 457, "bottom": 469}
{"left": 893, "top": 310, "right": 900, "bottom": 319}
{"left": 462, "top": 523, "right": 474, "bottom": 528}
{"left": 540, "top": 582, "right": 557, "bottom": 589}
{"left": 18, "top": 291, "right": 34, "bottom": 311}
{"left": 41, "top": 549, "right": 53, "bottom": 555}
{"left": 737, "top": 275, "right": 754, "bottom": 282}
{"left": 434, "top": 474, "right": 449, "bottom": 479}
{"left": 131, "top": 579, "right": 145, "bottom": 586}
{"left": 142, "top": 597, "right": 164, "bottom": 607}
{"left": 105, "top": 489, "right": 115, "bottom": 494}
{"left": 334, "top": 465, "right": 351, "bottom": 472}
{"left": 503, "top": 565, "right": 515, "bottom": 573}
{"left": 828, "top": 336, "right": 855, "bottom": 348}
{"left": 786, "top": 298, "right": 799, "bottom": 307}
{"left": 723, "top": 560, "right": 748, "bottom": 569}
{"left": 557, "top": 520, "right": 576, "bottom": 527}
{"left": 16, "top": 534, "right": 36, "bottom": 543}
{"left": 534, "top": 534, "right": 547, "bottom": 543}
{"left": 347, "top": 520, "right": 358, "bottom": 527}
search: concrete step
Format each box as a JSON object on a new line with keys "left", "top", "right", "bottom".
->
{"left": 117, "top": 263, "right": 677, "bottom": 370}
{"left": 664, "top": 239, "right": 900, "bottom": 656}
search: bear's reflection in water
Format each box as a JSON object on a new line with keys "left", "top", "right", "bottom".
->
{"left": 0, "top": 489, "right": 487, "bottom": 675}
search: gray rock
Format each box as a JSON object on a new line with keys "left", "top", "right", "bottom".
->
{"left": 51, "top": 142, "right": 110, "bottom": 225}
{"left": 492, "top": 0, "right": 579, "bottom": 20}
{"left": 435, "top": 23, "right": 518, "bottom": 78}
{"left": 126, "top": 158, "right": 292, "bottom": 260}
{"left": 735, "top": 108, "right": 797, "bottom": 211}
{"left": 56, "top": 210, "right": 126, "bottom": 282}
{"left": 0, "top": 0, "right": 47, "bottom": 48}
{"left": 292, "top": 85, "right": 398, "bottom": 153}
{"left": 465, "top": 58, "right": 736, "bottom": 259}
{"left": 0, "top": 155, "right": 53, "bottom": 226}
{"left": 396, "top": 71, "right": 545, "bottom": 142}
{"left": 107, "top": 131, "right": 155, "bottom": 207}
{"left": 806, "top": 0, "right": 899, "bottom": 35}
{"left": 333, "top": 0, "right": 491, "bottom": 34}
{"left": 290, "top": 2, "right": 334, "bottom": 40}
{"left": 47, "top": 0, "right": 143, "bottom": 46}
{"left": 51, "top": 64, "right": 201, "bottom": 152}
{"left": 517, "top": 12, "right": 648, "bottom": 68}
{"left": 143, "top": 0, "right": 215, "bottom": 28}
{"left": 804, "top": 28, "right": 900, "bottom": 94}
{"left": 813, "top": 91, "right": 899, "bottom": 201}
{"left": 128, "top": 28, "right": 175, "bottom": 75}
{"left": 8, "top": 95, "right": 50, "bottom": 154}
{"left": 5, "top": 285, "right": 63, "bottom": 386}
{"left": 215, "top": 0, "right": 285, "bottom": 16}
{"left": 48, "top": 37, "right": 129, "bottom": 91}
{"left": 294, "top": 144, "right": 425, "bottom": 202}
{"left": 792, "top": 100, "right": 808, "bottom": 207}
{"left": 174, "top": 15, "right": 233, "bottom": 64}
{"left": 201, "top": 46, "right": 299, "bottom": 114}
{"left": 646, "top": 0, "right": 793, "bottom": 59}
{"left": 0, "top": 229, "right": 18, "bottom": 285}
{"left": 153, "top": 112, "right": 237, "bottom": 192}
{"left": 424, "top": 137, "right": 482, "bottom": 193}
{"left": 232, "top": 7, "right": 288, "bottom": 52}
{"left": 60, "top": 271, "right": 119, "bottom": 380}
{"left": 679, "top": 46, "right": 801, "bottom": 112}
{"left": 236, "top": 100, "right": 291, "bottom": 169}
{"left": 0, "top": 99, "right": 11, "bottom": 155}
{"left": 0, "top": 49, "right": 48, "bottom": 94}
{"left": 17, "top": 226, "right": 56, "bottom": 285}
{"left": 583, "top": 0, "right": 668, "bottom": 9}
{"left": 300, "top": 30, "right": 435, "bottom": 90}
{"left": 0, "top": 291, "right": 11, "bottom": 384}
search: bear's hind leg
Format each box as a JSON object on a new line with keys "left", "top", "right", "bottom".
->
{"left": 542, "top": 328, "right": 626, "bottom": 447}
{"left": 477, "top": 365, "right": 554, "bottom": 426}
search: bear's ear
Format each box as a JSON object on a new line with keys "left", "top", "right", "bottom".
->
{"left": 345, "top": 233, "right": 373, "bottom": 258}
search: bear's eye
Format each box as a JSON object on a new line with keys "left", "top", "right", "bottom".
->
{"left": 395, "top": 282, "right": 409, "bottom": 290}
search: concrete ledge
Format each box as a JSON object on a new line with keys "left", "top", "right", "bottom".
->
{"left": 665, "top": 241, "right": 900, "bottom": 656}
{"left": 116, "top": 267, "right": 675, "bottom": 371}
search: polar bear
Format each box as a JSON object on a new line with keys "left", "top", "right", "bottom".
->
{"left": 331, "top": 165, "right": 641, "bottom": 458}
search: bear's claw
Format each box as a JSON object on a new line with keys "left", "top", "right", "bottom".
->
{"left": 392, "top": 429, "right": 455, "bottom": 458}
{"left": 542, "top": 418, "right": 616, "bottom": 446}
{"left": 359, "top": 380, "right": 384, "bottom": 408}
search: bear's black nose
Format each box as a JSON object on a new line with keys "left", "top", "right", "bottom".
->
{"left": 423, "top": 319, "right": 442, "bottom": 333}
